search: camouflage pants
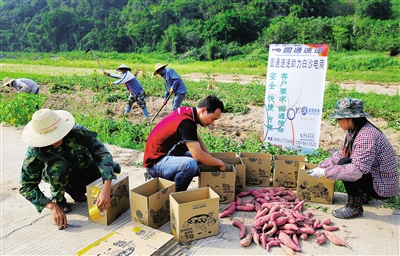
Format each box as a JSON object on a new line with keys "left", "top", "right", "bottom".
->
{"left": 127, "top": 91, "right": 147, "bottom": 110}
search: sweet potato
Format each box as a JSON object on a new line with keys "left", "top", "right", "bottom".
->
{"left": 313, "top": 219, "right": 321, "bottom": 229}
{"left": 236, "top": 191, "right": 252, "bottom": 198}
{"left": 251, "top": 226, "right": 260, "bottom": 246}
{"left": 219, "top": 202, "right": 236, "bottom": 218}
{"left": 322, "top": 224, "right": 339, "bottom": 231}
{"left": 232, "top": 221, "right": 247, "bottom": 239}
{"left": 292, "top": 234, "right": 299, "bottom": 247}
{"left": 293, "top": 200, "right": 305, "bottom": 211}
{"left": 254, "top": 214, "right": 271, "bottom": 227}
{"left": 298, "top": 227, "right": 315, "bottom": 235}
{"left": 278, "top": 232, "right": 301, "bottom": 252}
{"left": 315, "top": 232, "right": 326, "bottom": 245}
{"left": 235, "top": 196, "right": 242, "bottom": 206}
{"left": 325, "top": 231, "right": 351, "bottom": 249}
{"left": 236, "top": 203, "right": 255, "bottom": 211}
{"left": 275, "top": 216, "right": 288, "bottom": 226}
{"left": 280, "top": 243, "right": 295, "bottom": 256}
{"left": 279, "top": 224, "right": 299, "bottom": 231}
{"left": 240, "top": 233, "right": 253, "bottom": 247}
{"left": 299, "top": 233, "right": 308, "bottom": 241}
{"left": 266, "top": 240, "right": 281, "bottom": 252}
{"left": 260, "top": 232, "right": 267, "bottom": 249}
{"left": 321, "top": 218, "right": 331, "bottom": 225}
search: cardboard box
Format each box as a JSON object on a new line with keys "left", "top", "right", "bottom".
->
{"left": 130, "top": 178, "right": 175, "bottom": 229}
{"left": 170, "top": 187, "right": 219, "bottom": 243}
{"left": 273, "top": 155, "right": 307, "bottom": 189}
{"left": 296, "top": 163, "right": 335, "bottom": 204}
{"left": 77, "top": 220, "right": 176, "bottom": 256}
{"left": 216, "top": 157, "right": 246, "bottom": 193}
{"left": 86, "top": 174, "right": 130, "bottom": 226}
{"left": 198, "top": 164, "right": 236, "bottom": 203}
{"left": 239, "top": 152, "right": 271, "bottom": 186}
{"left": 210, "top": 152, "right": 237, "bottom": 158}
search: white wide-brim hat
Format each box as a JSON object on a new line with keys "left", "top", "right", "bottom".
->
{"left": 153, "top": 63, "right": 168, "bottom": 76}
{"left": 116, "top": 64, "right": 131, "bottom": 71}
{"left": 2, "top": 77, "right": 15, "bottom": 87}
{"left": 22, "top": 109, "right": 75, "bottom": 147}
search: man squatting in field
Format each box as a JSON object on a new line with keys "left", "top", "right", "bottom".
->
{"left": 19, "top": 109, "right": 121, "bottom": 230}
{"left": 104, "top": 64, "right": 149, "bottom": 118}
{"left": 143, "top": 95, "right": 227, "bottom": 191}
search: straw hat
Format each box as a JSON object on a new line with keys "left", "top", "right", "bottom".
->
{"left": 329, "top": 98, "right": 371, "bottom": 119}
{"left": 2, "top": 77, "right": 15, "bottom": 87}
{"left": 22, "top": 109, "right": 75, "bottom": 147}
{"left": 153, "top": 63, "right": 168, "bottom": 76}
{"left": 116, "top": 64, "right": 131, "bottom": 71}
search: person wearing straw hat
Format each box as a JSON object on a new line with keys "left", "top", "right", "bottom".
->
{"left": 104, "top": 64, "right": 149, "bottom": 118}
{"left": 153, "top": 63, "right": 187, "bottom": 111}
{"left": 19, "top": 108, "right": 121, "bottom": 230}
{"left": 2, "top": 77, "right": 40, "bottom": 94}
{"left": 143, "top": 95, "right": 226, "bottom": 192}
{"left": 307, "top": 98, "right": 398, "bottom": 219}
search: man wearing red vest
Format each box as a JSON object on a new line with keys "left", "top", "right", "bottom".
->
{"left": 143, "top": 95, "right": 226, "bottom": 191}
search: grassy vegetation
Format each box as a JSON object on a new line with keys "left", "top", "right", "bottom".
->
{"left": 1, "top": 51, "right": 399, "bottom": 208}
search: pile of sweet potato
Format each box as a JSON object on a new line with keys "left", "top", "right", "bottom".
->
{"left": 220, "top": 187, "right": 350, "bottom": 255}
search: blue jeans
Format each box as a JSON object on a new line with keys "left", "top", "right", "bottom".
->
{"left": 147, "top": 153, "right": 198, "bottom": 192}
{"left": 172, "top": 92, "right": 186, "bottom": 111}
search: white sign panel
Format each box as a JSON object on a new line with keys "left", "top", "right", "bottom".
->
{"left": 264, "top": 44, "right": 329, "bottom": 153}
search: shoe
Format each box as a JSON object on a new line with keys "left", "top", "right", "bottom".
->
{"left": 65, "top": 189, "right": 87, "bottom": 203}
{"left": 57, "top": 199, "right": 72, "bottom": 213}
{"left": 332, "top": 194, "right": 363, "bottom": 219}
{"left": 362, "top": 193, "right": 372, "bottom": 204}
{"left": 71, "top": 194, "right": 87, "bottom": 202}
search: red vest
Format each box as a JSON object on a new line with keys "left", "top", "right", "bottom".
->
{"left": 143, "top": 107, "right": 195, "bottom": 168}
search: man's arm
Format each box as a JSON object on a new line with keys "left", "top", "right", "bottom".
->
{"left": 197, "top": 134, "right": 210, "bottom": 154}
{"left": 186, "top": 141, "right": 226, "bottom": 171}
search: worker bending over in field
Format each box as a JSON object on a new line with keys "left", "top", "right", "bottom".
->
{"left": 143, "top": 95, "right": 226, "bottom": 191}
{"left": 104, "top": 64, "right": 149, "bottom": 118}
{"left": 308, "top": 98, "right": 398, "bottom": 219}
{"left": 2, "top": 77, "right": 40, "bottom": 94}
{"left": 19, "top": 109, "right": 121, "bottom": 230}
{"left": 153, "top": 63, "right": 187, "bottom": 111}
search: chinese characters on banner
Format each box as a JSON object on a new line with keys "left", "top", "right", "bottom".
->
{"left": 264, "top": 44, "right": 329, "bottom": 153}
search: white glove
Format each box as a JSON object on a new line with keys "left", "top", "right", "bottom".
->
{"left": 307, "top": 167, "right": 325, "bottom": 178}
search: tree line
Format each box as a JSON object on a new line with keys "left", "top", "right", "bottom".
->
{"left": 0, "top": 0, "right": 398, "bottom": 60}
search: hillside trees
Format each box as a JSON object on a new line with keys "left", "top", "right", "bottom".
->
{"left": 0, "top": 0, "right": 398, "bottom": 56}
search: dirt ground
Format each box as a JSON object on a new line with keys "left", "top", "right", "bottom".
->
{"left": 3, "top": 73, "right": 399, "bottom": 154}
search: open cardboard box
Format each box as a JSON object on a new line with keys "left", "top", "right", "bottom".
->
{"left": 198, "top": 164, "right": 236, "bottom": 203}
{"left": 170, "top": 187, "right": 219, "bottom": 243}
{"left": 215, "top": 156, "right": 246, "bottom": 193}
{"left": 296, "top": 162, "right": 335, "bottom": 204}
{"left": 130, "top": 178, "right": 175, "bottom": 229}
{"left": 239, "top": 152, "right": 271, "bottom": 186}
{"left": 86, "top": 174, "right": 130, "bottom": 226}
{"left": 273, "top": 155, "right": 307, "bottom": 189}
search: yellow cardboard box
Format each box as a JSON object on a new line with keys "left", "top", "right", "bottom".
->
{"left": 77, "top": 220, "right": 175, "bottom": 256}
{"left": 130, "top": 178, "right": 175, "bottom": 229}
{"left": 198, "top": 164, "right": 236, "bottom": 203}
{"left": 86, "top": 174, "right": 130, "bottom": 226}
{"left": 273, "top": 155, "right": 307, "bottom": 189}
{"left": 239, "top": 152, "right": 271, "bottom": 186}
{"left": 216, "top": 157, "right": 246, "bottom": 193}
{"left": 296, "top": 163, "right": 335, "bottom": 204}
{"left": 170, "top": 187, "right": 219, "bottom": 242}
